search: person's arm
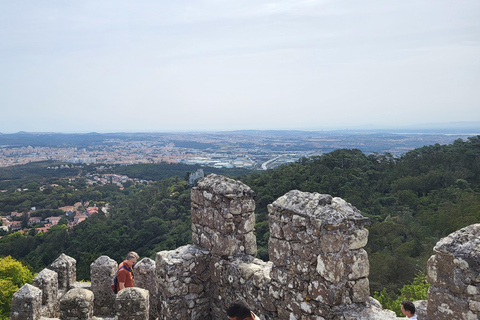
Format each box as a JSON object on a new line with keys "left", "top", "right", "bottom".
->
{"left": 117, "top": 268, "right": 127, "bottom": 291}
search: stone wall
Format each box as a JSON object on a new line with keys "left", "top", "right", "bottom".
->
{"left": 266, "top": 190, "right": 371, "bottom": 319}
{"left": 156, "top": 245, "right": 211, "bottom": 319}
{"left": 11, "top": 255, "right": 151, "bottom": 320}
{"left": 191, "top": 174, "right": 257, "bottom": 257}
{"left": 10, "top": 174, "right": 480, "bottom": 319}
{"left": 158, "top": 174, "right": 396, "bottom": 319}
{"left": 426, "top": 223, "right": 480, "bottom": 320}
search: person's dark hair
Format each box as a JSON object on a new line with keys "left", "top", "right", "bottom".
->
{"left": 227, "top": 300, "right": 252, "bottom": 319}
{"left": 402, "top": 301, "right": 416, "bottom": 314}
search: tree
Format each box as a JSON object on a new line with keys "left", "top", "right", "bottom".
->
{"left": 374, "top": 272, "right": 430, "bottom": 316}
{"left": 0, "top": 256, "right": 34, "bottom": 319}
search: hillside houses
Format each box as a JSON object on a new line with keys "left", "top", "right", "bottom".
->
{"left": 0, "top": 204, "right": 106, "bottom": 236}
{"left": 74, "top": 213, "right": 88, "bottom": 223}
{"left": 28, "top": 217, "right": 42, "bottom": 225}
{"left": 47, "top": 216, "right": 62, "bottom": 225}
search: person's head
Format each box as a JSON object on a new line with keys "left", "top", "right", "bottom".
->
{"left": 401, "top": 301, "right": 416, "bottom": 317}
{"left": 125, "top": 251, "right": 139, "bottom": 267}
{"left": 226, "top": 301, "right": 254, "bottom": 320}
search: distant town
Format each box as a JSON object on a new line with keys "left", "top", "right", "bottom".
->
{"left": 0, "top": 130, "right": 477, "bottom": 169}
{"left": 0, "top": 129, "right": 479, "bottom": 236}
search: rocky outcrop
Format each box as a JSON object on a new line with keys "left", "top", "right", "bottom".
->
{"left": 426, "top": 223, "right": 480, "bottom": 320}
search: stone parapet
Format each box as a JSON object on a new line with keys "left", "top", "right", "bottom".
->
{"left": 191, "top": 174, "right": 257, "bottom": 257}
{"left": 10, "top": 284, "right": 42, "bottom": 320}
{"left": 33, "top": 268, "right": 59, "bottom": 318}
{"left": 115, "top": 287, "right": 150, "bottom": 320}
{"left": 210, "top": 256, "right": 277, "bottom": 319}
{"left": 59, "top": 288, "right": 94, "bottom": 320}
{"left": 135, "top": 257, "right": 158, "bottom": 320}
{"left": 11, "top": 175, "right": 477, "bottom": 319}
{"left": 50, "top": 253, "right": 76, "bottom": 293}
{"left": 267, "top": 190, "right": 371, "bottom": 319}
{"left": 156, "top": 244, "right": 211, "bottom": 319}
{"left": 426, "top": 223, "right": 480, "bottom": 320}
{"left": 90, "top": 255, "right": 117, "bottom": 317}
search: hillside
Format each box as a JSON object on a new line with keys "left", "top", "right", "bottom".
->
{"left": 240, "top": 136, "right": 480, "bottom": 293}
{"left": 0, "top": 136, "right": 479, "bottom": 297}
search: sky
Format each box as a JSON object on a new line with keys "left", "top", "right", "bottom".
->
{"left": 0, "top": 0, "right": 479, "bottom": 133}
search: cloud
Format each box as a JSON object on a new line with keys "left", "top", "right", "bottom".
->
{"left": 0, "top": 0, "right": 479, "bottom": 133}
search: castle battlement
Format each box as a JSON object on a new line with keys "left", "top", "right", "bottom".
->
{"left": 10, "top": 174, "right": 480, "bottom": 319}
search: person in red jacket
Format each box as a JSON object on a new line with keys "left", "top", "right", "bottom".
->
{"left": 117, "top": 251, "right": 139, "bottom": 291}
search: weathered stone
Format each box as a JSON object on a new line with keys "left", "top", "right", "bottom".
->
{"left": 59, "top": 288, "right": 94, "bottom": 320}
{"left": 320, "top": 231, "right": 344, "bottom": 254}
{"left": 115, "top": 287, "right": 149, "bottom": 320}
{"left": 426, "top": 224, "right": 480, "bottom": 320}
{"left": 414, "top": 300, "right": 427, "bottom": 320}
{"left": 268, "top": 237, "right": 291, "bottom": 266}
{"left": 351, "top": 278, "right": 369, "bottom": 303}
{"left": 348, "top": 249, "right": 369, "bottom": 280}
{"left": 317, "top": 254, "right": 345, "bottom": 283}
{"left": 90, "top": 255, "right": 117, "bottom": 317}
{"left": 212, "top": 233, "right": 237, "bottom": 256}
{"left": 50, "top": 253, "right": 76, "bottom": 291}
{"left": 238, "top": 212, "right": 255, "bottom": 233}
{"left": 10, "top": 284, "right": 42, "bottom": 320}
{"left": 244, "top": 231, "right": 258, "bottom": 256}
{"left": 32, "top": 268, "right": 58, "bottom": 318}
{"left": 192, "top": 174, "right": 257, "bottom": 257}
{"left": 347, "top": 228, "right": 369, "bottom": 250}
{"left": 17, "top": 175, "right": 476, "bottom": 320}
{"left": 135, "top": 257, "right": 158, "bottom": 320}
{"left": 427, "top": 286, "right": 472, "bottom": 320}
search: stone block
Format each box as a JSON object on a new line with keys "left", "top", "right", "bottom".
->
{"left": 115, "top": 287, "right": 149, "bottom": 320}
{"left": 135, "top": 257, "right": 158, "bottom": 320}
{"left": 351, "top": 278, "right": 370, "bottom": 303}
{"left": 347, "top": 228, "right": 369, "bottom": 250}
{"left": 90, "top": 255, "right": 117, "bottom": 317}
{"left": 50, "top": 253, "right": 76, "bottom": 291}
{"left": 32, "top": 268, "right": 58, "bottom": 318}
{"left": 268, "top": 238, "right": 291, "bottom": 266}
{"left": 10, "top": 284, "right": 42, "bottom": 320}
{"left": 59, "top": 288, "right": 94, "bottom": 320}
{"left": 317, "top": 254, "right": 345, "bottom": 284}
{"left": 347, "top": 249, "right": 369, "bottom": 280}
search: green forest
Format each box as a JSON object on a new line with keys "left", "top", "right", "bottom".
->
{"left": 0, "top": 136, "right": 479, "bottom": 311}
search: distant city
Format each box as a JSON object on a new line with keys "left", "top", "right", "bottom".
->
{"left": 1, "top": 129, "right": 478, "bottom": 170}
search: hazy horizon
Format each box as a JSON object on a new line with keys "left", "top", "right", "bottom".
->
{"left": 1, "top": 120, "right": 480, "bottom": 135}
{"left": 1, "top": 1, "right": 479, "bottom": 133}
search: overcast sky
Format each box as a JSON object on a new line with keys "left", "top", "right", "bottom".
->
{"left": 0, "top": 0, "right": 479, "bottom": 133}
